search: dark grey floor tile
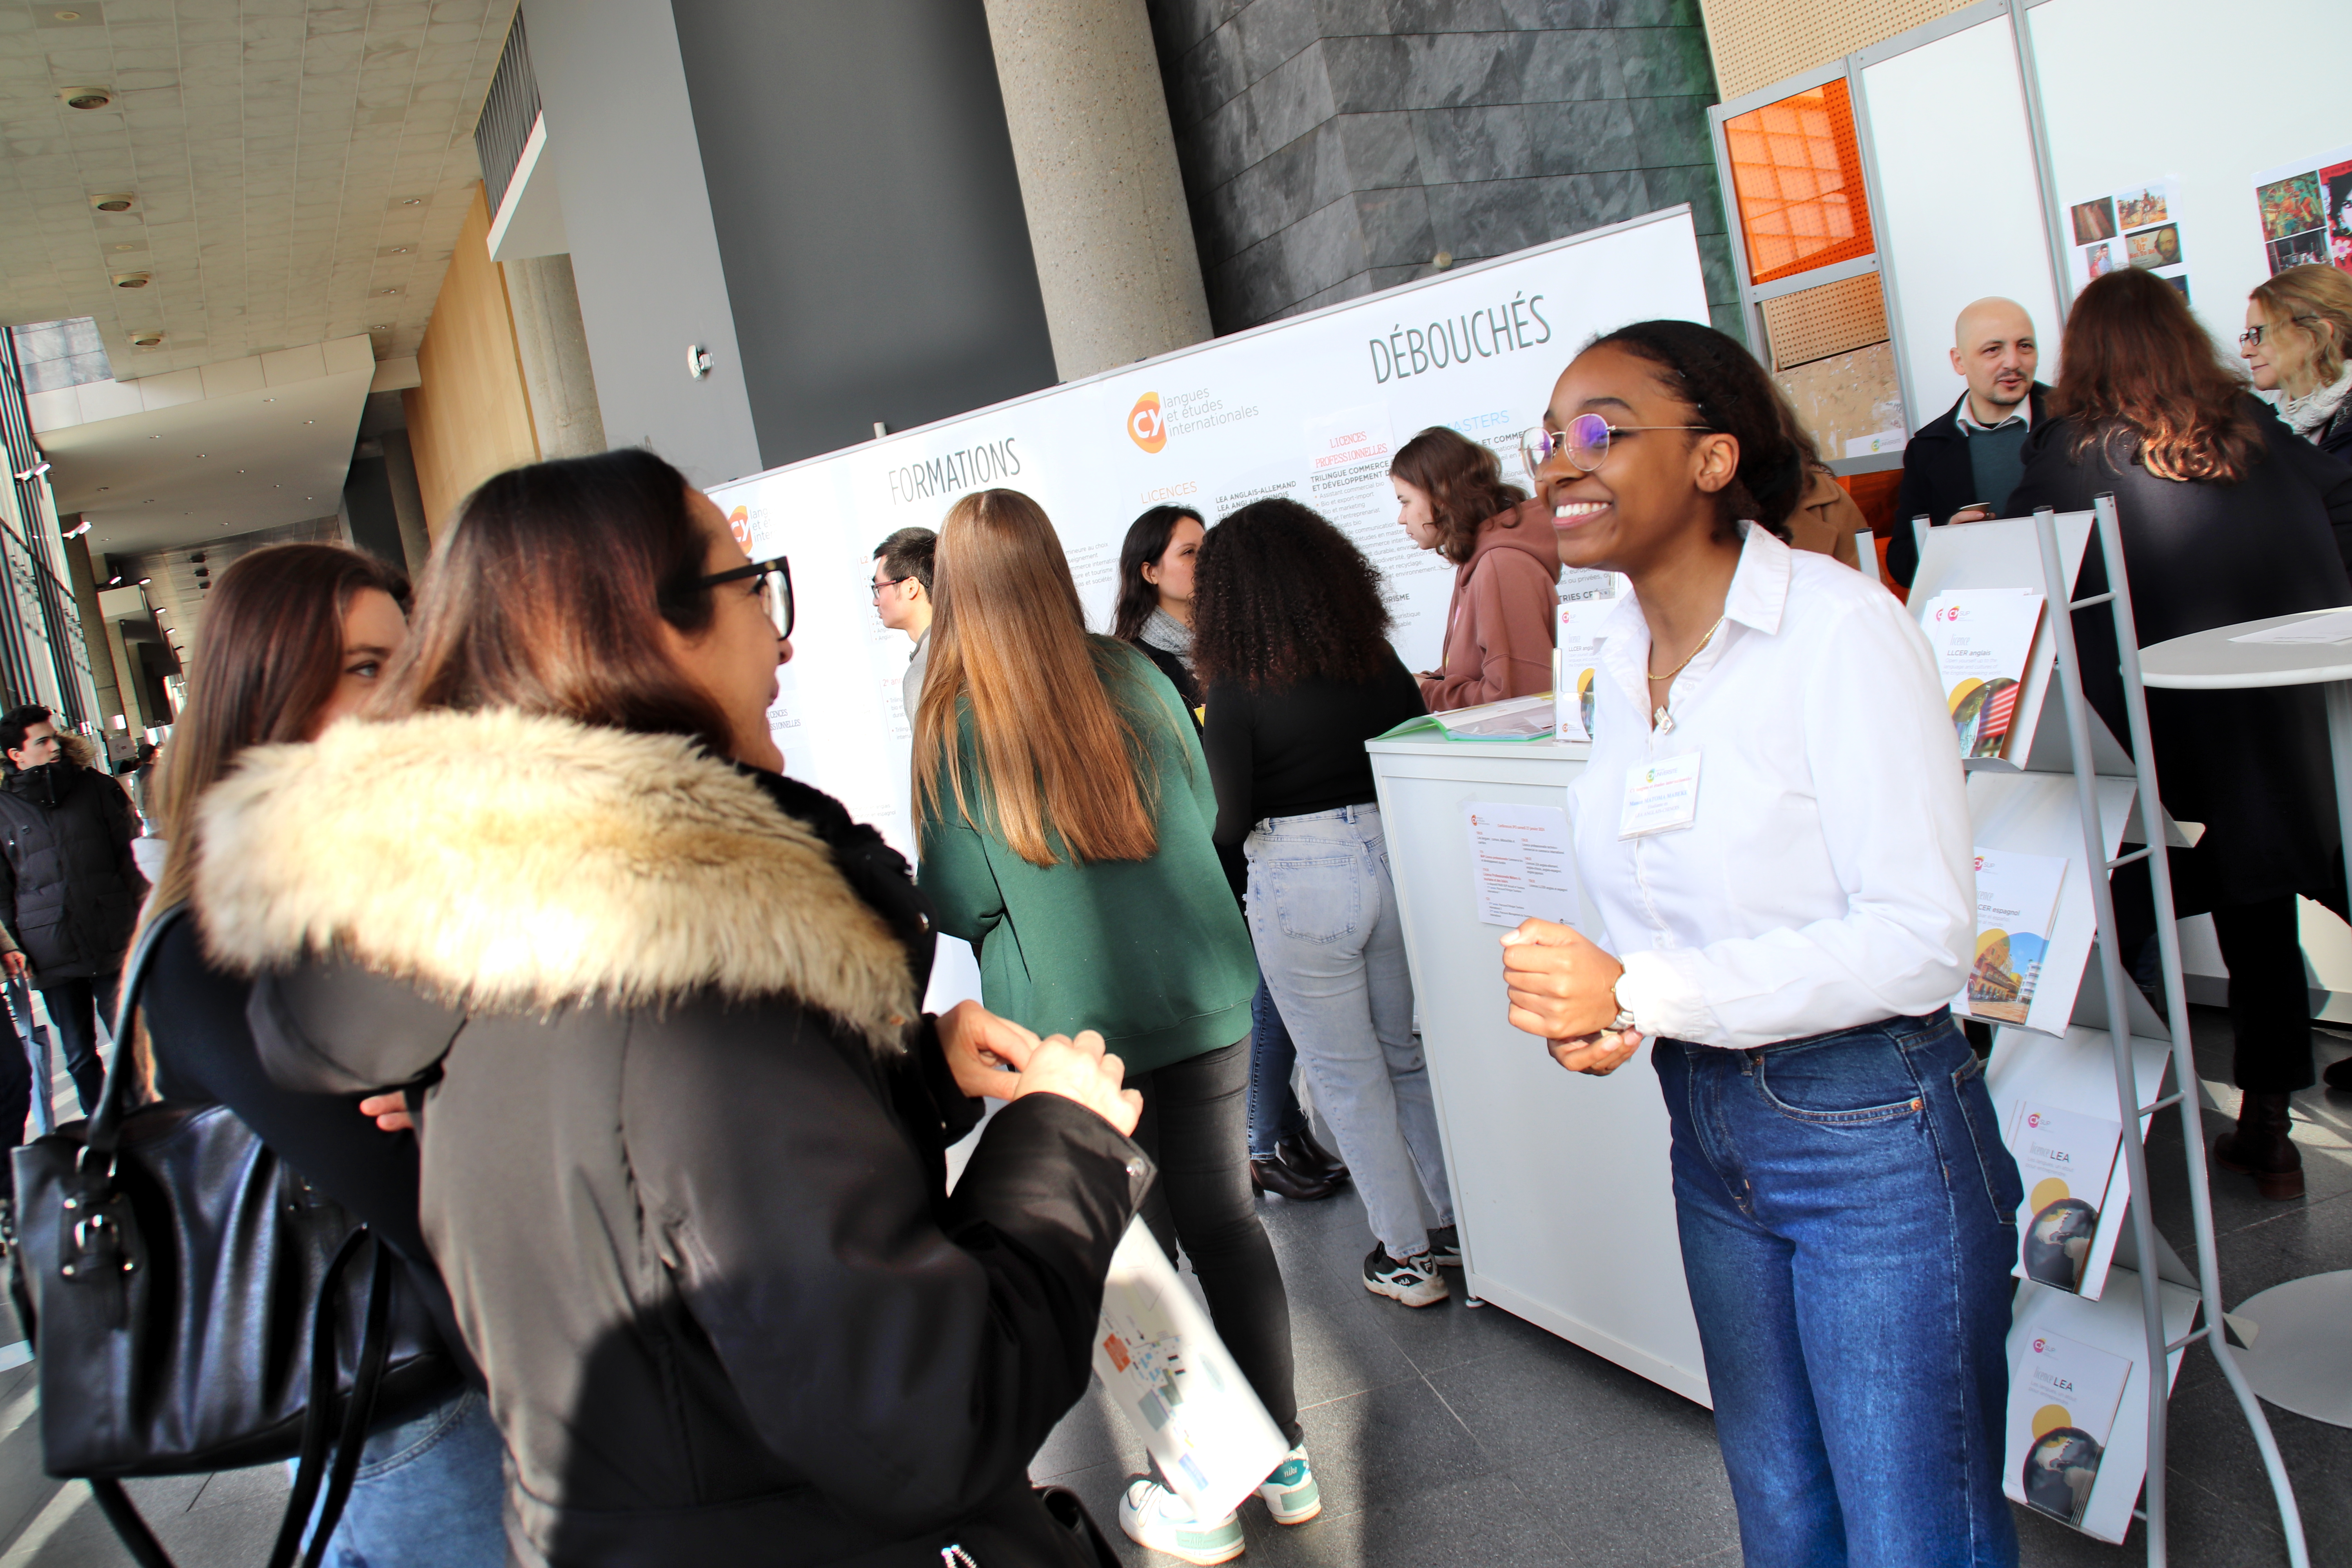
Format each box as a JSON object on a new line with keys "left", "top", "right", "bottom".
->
{"left": 1033, "top": 1382, "right": 1148, "bottom": 1485}
{"left": 1290, "top": 1376, "right": 1495, "bottom": 1514}
{"left": 1240, "top": 1470, "right": 1570, "bottom": 1566}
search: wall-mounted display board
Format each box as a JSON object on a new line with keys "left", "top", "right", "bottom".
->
{"left": 706, "top": 209, "right": 1709, "bottom": 857}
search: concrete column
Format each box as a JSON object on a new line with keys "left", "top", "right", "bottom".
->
{"left": 379, "top": 430, "right": 434, "bottom": 574}
{"left": 981, "top": 0, "right": 1212, "bottom": 380}
{"left": 503, "top": 253, "right": 608, "bottom": 460}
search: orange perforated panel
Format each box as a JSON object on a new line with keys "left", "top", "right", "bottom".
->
{"left": 1761, "top": 271, "right": 1890, "bottom": 370}
{"left": 1722, "top": 79, "right": 1875, "bottom": 286}
{"left": 1700, "top": 0, "right": 1982, "bottom": 102}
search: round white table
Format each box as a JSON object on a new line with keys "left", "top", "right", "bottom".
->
{"left": 2140, "top": 606, "right": 2352, "bottom": 1430}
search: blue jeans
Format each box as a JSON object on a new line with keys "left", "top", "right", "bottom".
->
{"left": 1656, "top": 1011, "right": 2022, "bottom": 1568}
{"left": 1247, "top": 978, "right": 1309, "bottom": 1162}
{"left": 1244, "top": 804, "right": 1452, "bottom": 1259}
{"left": 297, "top": 1387, "right": 508, "bottom": 1568}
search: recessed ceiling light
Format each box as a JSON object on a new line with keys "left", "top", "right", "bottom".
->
{"left": 55, "top": 11, "right": 83, "bottom": 20}
{"left": 391, "top": 247, "right": 408, "bottom": 254}
{"left": 111, "top": 272, "right": 149, "bottom": 289}
{"left": 235, "top": 468, "right": 244, "bottom": 474}
{"left": 262, "top": 398, "right": 274, "bottom": 404}
{"left": 90, "top": 193, "right": 134, "bottom": 213}
{"left": 369, "top": 324, "right": 392, "bottom": 331}
{"left": 61, "top": 85, "right": 113, "bottom": 111}
{"left": 379, "top": 289, "right": 397, "bottom": 296}
{"left": 111, "top": 243, "right": 135, "bottom": 252}
{"left": 96, "top": 485, "right": 107, "bottom": 491}
{"left": 304, "top": 419, "right": 314, "bottom": 425}
{"left": 402, "top": 198, "right": 422, "bottom": 206}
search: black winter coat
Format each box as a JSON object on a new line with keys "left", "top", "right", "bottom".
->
{"left": 1888, "top": 384, "right": 2053, "bottom": 587}
{"left": 2009, "top": 398, "right": 2352, "bottom": 909}
{"left": 192, "top": 708, "right": 1148, "bottom": 1568}
{"left": 0, "top": 760, "right": 147, "bottom": 982}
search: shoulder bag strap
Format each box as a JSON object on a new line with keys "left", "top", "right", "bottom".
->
{"left": 82, "top": 900, "right": 189, "bottom": 1153}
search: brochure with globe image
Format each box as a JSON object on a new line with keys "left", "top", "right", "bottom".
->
{"left": 2007, "top": 1330, "right": 2131, "bottom": 1527}
{"left": 1957, "top": 848, "right": 2067, "bottom": 1025}
{"left": 2005, "top": 1102, "right": 2123, "bottom": 1292}
{"left": 1922, "top": 589, "right": 2046, "bottom": 760}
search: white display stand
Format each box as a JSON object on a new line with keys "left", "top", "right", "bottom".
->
{"left": 1364, "top": 732, "right": 1710, "bottom": 1406}
{"left": 1915, "top": 501, "right": 2310, "bottom": 1564}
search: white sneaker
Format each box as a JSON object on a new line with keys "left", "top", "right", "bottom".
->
{"left": 1256, "top": 1444, "right": 1321, "bottom": 1524}
{"left": 1118, "top": 1477, "right": 1245, "bottom": 1565}
{"left": 1363, "top": 1243, "right": 1449, "bottom": 1307}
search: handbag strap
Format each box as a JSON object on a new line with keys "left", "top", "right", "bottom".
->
{"left": 268, "top": 1226, "right": 386, "bottom": 1568}
{"left": 82, "top": 900, "right": 190, "bottom": 1154}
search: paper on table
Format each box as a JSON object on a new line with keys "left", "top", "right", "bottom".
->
{"left": 1957, "top": 848, "right": 2067, "bottom": 1026}
{"left": 2006, "top": 1329, "right": 2131, "bottom": 1528}
{"left": 1434, "top": 693, "right": 1555, "bottom": 740}
{"left": 2228, "top": 609, "right": 2352, "bottom": 644}
{"left": 1463, "top": 800, "right": 1577, "bottom": 928}
{"left": 1093, "top": 1219, "right": 1290, "bottom": 1522}
{"left": 2006, "top": 1102, "right": 2123, "bottom": 1293}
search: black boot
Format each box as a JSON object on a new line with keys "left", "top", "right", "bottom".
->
{"left": 1278, "top": 1130, "right": 1348, "bottom": 1184}
{"left": 1250, "top": 1156, "right": 1337, "bottom": 1202}
{"left": 2214, "top": 1092, "right": 2305, "bottom": 1200}
{"left": 2324, "top": 1055, "right": 2352, "bottom": 1092}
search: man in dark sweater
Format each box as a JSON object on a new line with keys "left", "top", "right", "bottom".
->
{"left": 1888, "top": 297, "right": 2051, "bottom": 587}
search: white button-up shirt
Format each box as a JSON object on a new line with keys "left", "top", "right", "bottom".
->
{"left": 1568, "top": 524, "right": 1974, "bottom": 1049}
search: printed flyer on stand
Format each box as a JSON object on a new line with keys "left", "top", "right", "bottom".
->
{"left": 1958, "top": 848, "right": 2067, "bottom": 1027}
{"left": 1922, "top": 589, "right": 2046, "bottom": 761}
{"left": 2006, "top": 1102, "right": 2123, "bottom": 1293}
{"left": 2006, "top": 1330, "right": 2131, "bottom": 1529}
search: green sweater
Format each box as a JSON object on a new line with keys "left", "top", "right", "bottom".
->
{"left": 917, "top": 637, "right": 1258, "bottom": 1074}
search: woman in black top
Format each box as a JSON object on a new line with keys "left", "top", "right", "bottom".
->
{"left": 2009, "top": 267, "right": 2352, "bottom": 1195}
{"left": 1196, "top": 499, "right": 1457, "bottom": 1308}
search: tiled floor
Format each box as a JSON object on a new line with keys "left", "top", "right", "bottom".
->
{"left": 0, "top": 1006, "right": 2345, "bottom": 1565}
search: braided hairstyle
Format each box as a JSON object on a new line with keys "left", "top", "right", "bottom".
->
{"left": 1584, "top": 320, "right": 1806, "bottom": 542}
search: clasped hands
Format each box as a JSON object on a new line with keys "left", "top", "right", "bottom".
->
{"left": 1500, "top": 917, "right": 1643, "bottom": 1077}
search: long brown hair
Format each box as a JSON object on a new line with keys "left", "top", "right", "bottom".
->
{"left": 2056, "top": 267, "right": 2265, "bottom": 483}
{"left": 1388, "top": 426, "right": 1527, "bottom": 564}
{"left": 915, "top": 489, "right": 1160, "bottom": 866}
{"left": 372, "top": 448, "right": 733, "bottom": 748}
{"left": 1191, "top": 499, "right": 1394, "bottom": 690}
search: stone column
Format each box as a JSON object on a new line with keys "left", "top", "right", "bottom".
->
{"left": 503, "top": 253, "right": 609, "bottom": 460}
{"left": 981, "top": 0, "right": 1213, "bottom": 381}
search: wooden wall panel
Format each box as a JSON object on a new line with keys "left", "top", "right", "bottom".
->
{"left": 404, "top": 183, "right": 538, "bottom": 537}
{"left": 1700, "top": 0, "right": 1981, "bottom": 101}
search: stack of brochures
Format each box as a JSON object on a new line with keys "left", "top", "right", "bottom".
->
{"left": 1957, "top": 847, "right": 2067, "bottom": 1027}
{"left": 1922, "top": 588, "right": 2045, "bottom": 760}
{"left": 2005, "top": 1101, "right": 2123, "bottom": 1292}
{"left": 2006, "top": 1330, "right": 2130, "bottom": 1527}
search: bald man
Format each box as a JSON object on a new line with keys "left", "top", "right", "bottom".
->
{"left": 1887, "top": 297, "right": 2051, "bottom": 586}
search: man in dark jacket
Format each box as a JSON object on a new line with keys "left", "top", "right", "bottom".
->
{"left": 1888, "top": 297, "right": 2051, "bottom": 587}
{"left": 0, "top": 705, "right": 148, "bottom": 1114}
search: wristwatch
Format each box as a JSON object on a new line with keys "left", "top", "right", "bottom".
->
{"left": 1606, "top": 976, "right": 1638, "bottom": 1035}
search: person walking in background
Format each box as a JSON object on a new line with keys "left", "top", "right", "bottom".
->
{"left": 1889, "top": 297, "right": 2050, "bottom": 586}
{"left": 915, "top": 488, "right": 1316, "bottom": 1566}
{"left": 0, "top": 704, "right": 146, "bottom": 1114}
{"left": 1389, "top": 426, "right": 1559, "bottom": 710}
{"left": 2011, "top": 267, "right": 2352, "bottom": 1183}
{"left": 2243, "top": 263, "right": 2352, "bottom": 461}
{"left": 1194, "top": 500, "right": 1459, "bottom": 1309}
{"left": 134, "top": 543, "right": 508, "bottom": 1568}
{"left": 871, "top": 524, "right": 937, "bottom": 716}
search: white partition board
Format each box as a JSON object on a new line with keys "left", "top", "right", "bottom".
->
{"left": 1860, "top": 14, "right": 2067, "bottom": 421}
{"left": 1965, "top": 770, "right": 2138, "bottom": 1037}
{"left": 2006, "top": 1270, "right": 2199, "bottom": 1544}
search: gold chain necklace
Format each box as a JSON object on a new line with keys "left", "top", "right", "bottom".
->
{"left": 1646, "top": 613, "right": 1727, "bottom": 735}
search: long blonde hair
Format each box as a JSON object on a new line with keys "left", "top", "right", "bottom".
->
{"left": 914, "top": 489, "right": 1160, "bottom": 867}
{"left": 2251, "top": 263, "right": 2352, "bottom": 390}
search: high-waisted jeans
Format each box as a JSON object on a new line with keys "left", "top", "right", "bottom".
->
{"left": 1655, "top": 1010, "right": 2022, "bottom": 1568}
{"left": 1244, "top": 804, "right": 1452, "bottom": 1261}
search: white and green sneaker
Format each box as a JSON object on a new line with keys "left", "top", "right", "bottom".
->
{"left": 1118, "top": 1477, "right": 1245, "bottom": 1565}
{"left": 1257, "top": 1444, "right": 1321, "bottom": 1524}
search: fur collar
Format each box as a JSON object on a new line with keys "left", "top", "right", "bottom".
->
{"left": 193, "top": 710, "right": 916, "bottom": 1051}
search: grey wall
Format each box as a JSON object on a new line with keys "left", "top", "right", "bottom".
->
{"left": 1145, "top": 1, "right": 1740, "bottom": 339}
{"left": 669, "top": 0, "right": 1059, "bottom": 470}
{"left": 519, "top": 0, "right": 764, "bottom": 489}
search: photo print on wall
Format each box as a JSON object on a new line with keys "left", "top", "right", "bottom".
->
{"left": 2067, "top": 178, "right": 2187, "bottom": 299}
{"left": 2253, "top": 144, "right": 2352, "bottom": 276}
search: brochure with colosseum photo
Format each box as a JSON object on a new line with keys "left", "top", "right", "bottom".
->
{"left": 1956, "top": 848, "right": 2067, "bottom": 1026}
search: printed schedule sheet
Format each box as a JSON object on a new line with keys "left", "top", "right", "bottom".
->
{"left": 1463, "top": 800, "right": 1578, "bottom": 928}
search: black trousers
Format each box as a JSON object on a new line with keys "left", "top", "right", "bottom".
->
{"left": 0, "top": 1010, "right": 26, "bottom": 1199}
{"left": 38, "top": 971, "right": 117, "bottom": 1116}
{"left": 1127, "top": 1040, "right": 1301, "bottom": 1448}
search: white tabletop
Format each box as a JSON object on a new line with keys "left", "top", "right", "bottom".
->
{"left": 2139, "top": 608, "right": 2352, "bottom": 691}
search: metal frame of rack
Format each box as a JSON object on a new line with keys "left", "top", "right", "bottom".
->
{"left": 2030, "top": 496, "right": 2307, "bottom": 1567}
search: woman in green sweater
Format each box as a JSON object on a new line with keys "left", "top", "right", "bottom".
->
{"left": 915, "top": 488, "right": 1309, "bottom": 1566}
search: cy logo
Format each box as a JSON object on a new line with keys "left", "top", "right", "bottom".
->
{"left": 1128, "top": 392, "right": 1167, "bottom": 454}
{"left": 2032, "top": 1338, "right": 2047, "bottom": 1354}
{"left": 726, "top": 505, "right": 753, "bottom": 552}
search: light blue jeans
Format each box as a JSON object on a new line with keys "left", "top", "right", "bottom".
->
{"left": 1244, "top": 803, "right": 1453, "bottom": 1260}
{"left": 294, "top": 1386, "right": 508, "bottom": 1568}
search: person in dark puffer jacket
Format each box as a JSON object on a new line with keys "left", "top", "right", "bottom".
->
{"left": 0, "top": 705, "right": 146, "bottom": 1115}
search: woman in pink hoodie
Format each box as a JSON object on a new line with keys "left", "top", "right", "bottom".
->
{"left": 1390, "top": 426, "right": 1562, "bottom": 711}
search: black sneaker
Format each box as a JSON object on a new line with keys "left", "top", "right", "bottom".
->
{"left": 1362, "top": 1243, "right": 1448, "bottom": 1307}
{"left": 1426, "top": 1224, "right": 1461, "bottom": 1268}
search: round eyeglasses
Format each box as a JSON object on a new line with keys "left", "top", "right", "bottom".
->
{"left": 2238, "top": 316, "right": 2320, "bottom": 350}
{"left": 699, "top": 555, "right": 794, "bottom": 638}
{"left": 1520, "top": 414, "right": 1714, "bottom": 481}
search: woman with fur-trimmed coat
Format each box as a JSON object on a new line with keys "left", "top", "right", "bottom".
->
{"left": 191, "top": 452, "right": 1150, "bottom": 1568}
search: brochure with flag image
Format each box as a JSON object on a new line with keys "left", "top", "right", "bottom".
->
{"left": 2006, "top": 1330, "right": 2131, "bottom": 1527}
{"left": 1922, "top": 589, "right": 2046, "bottom": 759}
{"left": 2006, "top": 1102, "right": 2123, "bottom": 1292}
{"left": 1958, "top": 848, "right": 2067, "bottom": 1026}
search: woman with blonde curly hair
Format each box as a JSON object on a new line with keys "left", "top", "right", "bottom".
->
{"left": 2243, "top": 262, "right": 2352, "bottom": 458}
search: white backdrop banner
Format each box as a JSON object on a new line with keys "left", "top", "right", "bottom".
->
{"left": 709, "top": 206, "right": 1711, "bottom": 855}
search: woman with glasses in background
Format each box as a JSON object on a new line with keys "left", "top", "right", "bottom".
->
{"left": 2243, "top": 263, "right": 2352, "bottom": 461}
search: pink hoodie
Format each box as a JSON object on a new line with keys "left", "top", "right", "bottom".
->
{"left": 1419, "top": 498, "right": 1562, "bottom": 712}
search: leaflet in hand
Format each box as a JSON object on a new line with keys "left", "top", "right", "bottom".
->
{"left": 1553, "top": 570, "right": 1626, "bottom": 743}
{"left": 1958, "top": 848, "right": 2066, "bottom": 1025}
{"left": 2006, "top": 1102, "right": 2122, "bottom": 1292}
{"left": 1093, "top": 1219, "right": 1290, "bottom": 1523}
{"left": 1922, "top": 589, "right": 2045, "bottom": 759}
{"left": 2007, "top": 1330, "right": 2131, "bottom": 1527}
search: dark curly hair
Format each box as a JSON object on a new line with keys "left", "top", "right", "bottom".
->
{"left": 1389, "top": 426, "right": 1527, "bottom": 565}
{"left": 1584, "top": 319, "right": 1805, "bottom": 541}
{"left": 1111, "top": 504, "right": 1204, "bottom": 641}
{"left": 1191, "top": 499, "right": 1392, "bottom": 690}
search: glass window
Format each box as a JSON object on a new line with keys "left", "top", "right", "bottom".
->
{"left": 1722, "top": 79, "right": 1876, "bottom": 287}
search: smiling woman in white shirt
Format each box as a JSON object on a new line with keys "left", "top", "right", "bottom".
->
{"left": 1499, "top": 321, "right": 2024, "bottom": 1568}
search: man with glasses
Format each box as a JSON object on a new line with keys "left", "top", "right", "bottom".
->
{"left": 871, "top": 527, "right": 937, "bottom": 719}
{"left": 1887, "top": 297, "right": 2049, "bottom": 588}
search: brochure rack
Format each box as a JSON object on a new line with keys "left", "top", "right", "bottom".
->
{"left": 1918, "top": 499, "right": 2308, "bottom": 1565}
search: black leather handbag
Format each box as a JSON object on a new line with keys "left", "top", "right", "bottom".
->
{"left": 9, "top": 903, "right": 459, "bottom": 1568}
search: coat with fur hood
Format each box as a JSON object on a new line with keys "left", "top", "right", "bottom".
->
{"left": 195, "top": 709, "right": 1151, "bottom": 1568}
{"left": 1420, "top": 498, "right": 1561, "bottom": 712}
{"left": 0, "top": 733, "right": 147, "bottom": 982}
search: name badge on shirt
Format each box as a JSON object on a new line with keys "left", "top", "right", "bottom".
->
{"left": 1619, "top": 751, "right": 1701, "bottom": 838}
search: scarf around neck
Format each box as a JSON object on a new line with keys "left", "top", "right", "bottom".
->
{"left": 1138, "top": 606, "right": 1194, "bottom": 671}
{"left": 2281, "top": 367, "right": 2352, "bottom": 440}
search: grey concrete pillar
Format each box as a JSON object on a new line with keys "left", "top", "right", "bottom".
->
{"left": 504, "top": 253, "right": 608, "bottom": 461}
{"left": 981, "top": 0, "right": 1212, "bottom": 380}
{"left": 379, "top": 429, "right": 434, "bottom": 577}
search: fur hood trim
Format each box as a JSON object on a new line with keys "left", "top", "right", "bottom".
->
{"left": 194, "top": 710, "right": 916, "bottom": 1050}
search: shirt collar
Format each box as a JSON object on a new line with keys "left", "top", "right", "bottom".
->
{"left": 1954, "top": 390, "right": 2032, "bottom": 434}
{"left": 1595, "top": 523, "right": 1790, "bottom": 711}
